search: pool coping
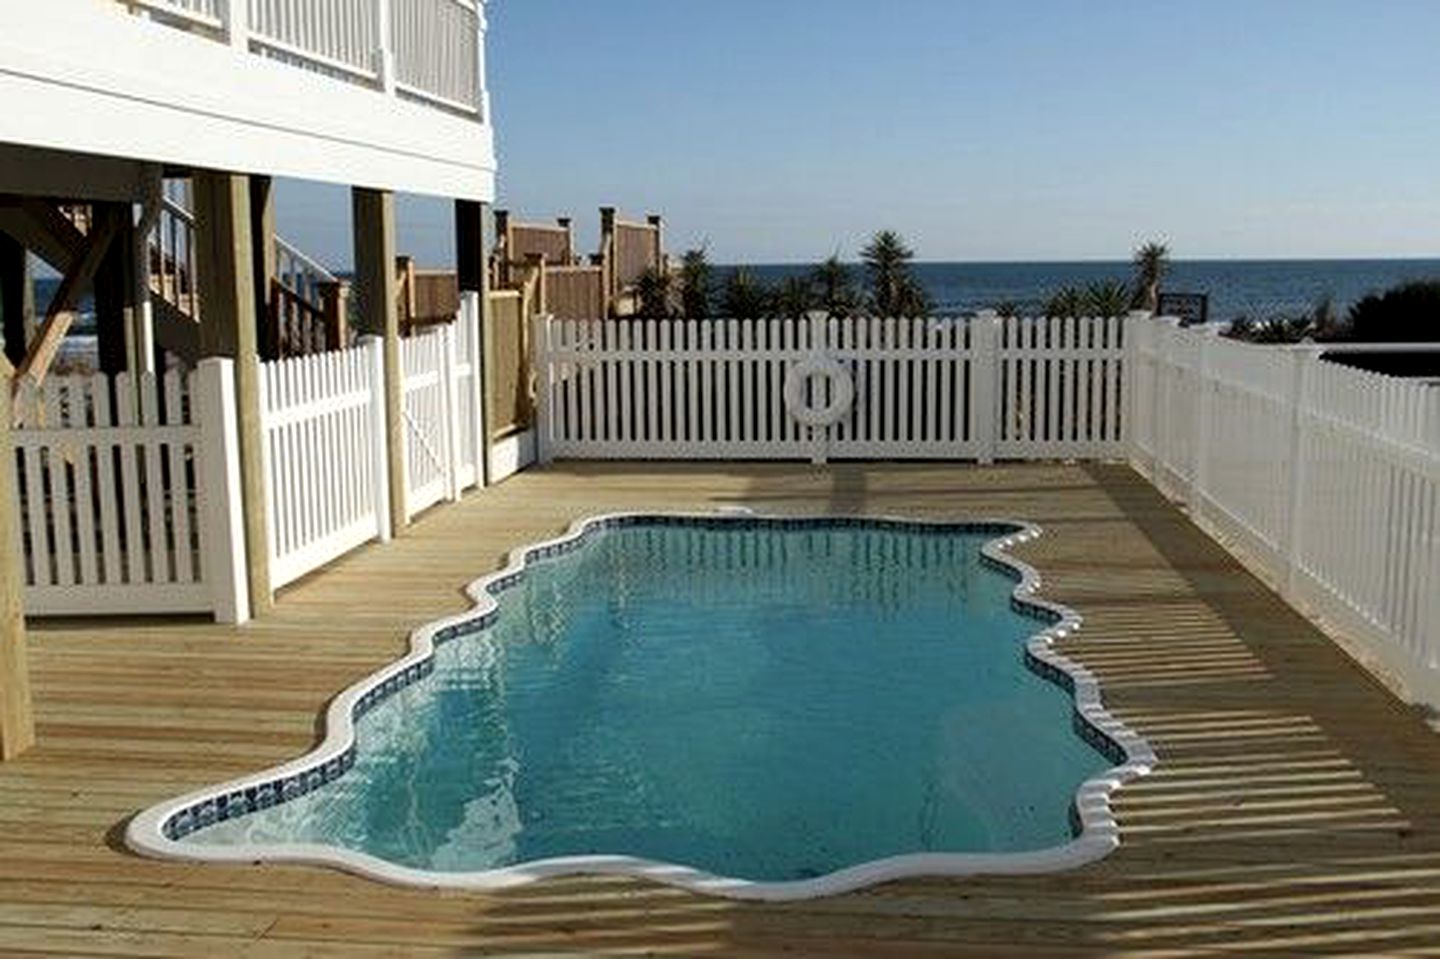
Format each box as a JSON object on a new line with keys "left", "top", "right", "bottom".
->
{"left": 125, "top": 511, "right": 1157, "bottom": 902}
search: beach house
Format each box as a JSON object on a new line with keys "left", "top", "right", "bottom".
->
{"left": 0, "top": 0, "right": 494, "bottom": 757}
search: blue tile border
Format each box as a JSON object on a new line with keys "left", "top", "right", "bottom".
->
{"left": 128, "top": 511, "right": 1157, "bottom": 901}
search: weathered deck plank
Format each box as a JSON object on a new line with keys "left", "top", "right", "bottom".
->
{"left": 3, "top": 462, "right": 1439, "bottom": 956}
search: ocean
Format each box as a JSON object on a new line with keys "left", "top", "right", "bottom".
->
{"left": 31, "top": 258, "right": 1440, "bottom": 332}
{"left": 741, "top": 259, "right": 1440, "bottom": 321}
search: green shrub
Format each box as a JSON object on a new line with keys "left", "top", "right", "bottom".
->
{"left": 1345, "top": 280, "right": 1440, "bottom": 342}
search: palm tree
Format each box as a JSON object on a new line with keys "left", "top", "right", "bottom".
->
{"left": 861, "top": 230, "right": 932, "bottom": 317}
{"left": 773, "top": 274, "right": 815, "bottom": 319}
{"left": 1132, "top": 241, "right": 1170, "bottom": 313}
{"left": 1044, "top": 286, "right": 1086, "bottom": 319}
{"left": 808, "top": 254, "right": 859, "bottom": 318}
{"left": 1085, "top": 279, "right": 1132, "bottom": 318}
{"left": 719, "top": 267, "right": 772, "bottom": 319}
{"left": 634, "top": 266, "right": 674, "bottom": 319}
{"left": 677, "top": 247, "right": 712, "bottom": 319}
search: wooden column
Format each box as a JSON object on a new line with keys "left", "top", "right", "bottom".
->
{"left": 353, "top": 188, "right": 405, "bottom": 535}
{"left": 249, "top": 176, "right": 277, "bottom": 361}
{"left": 93, "top": 201, "right": 137, "bottom": 376}
{"left": 193, "top": 171, "right": 271, "bottom": 616}
{"left": 0, "top": 383, "right": 35, "bottom": 760}
{"left": 0, "top": 232, "right": 31, "bottom": 369}
{"left": 456, "top": 199, "right": 490, "bottom": 484}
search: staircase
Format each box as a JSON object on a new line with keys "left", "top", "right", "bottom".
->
{"left": 147, "top": 183, "right": 346, "bottom": 363}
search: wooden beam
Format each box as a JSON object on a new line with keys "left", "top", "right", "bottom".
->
{"left": 193, "top": 171, "right": 271, "bottom": 616}
{"left": 353, "top": 187, "right": 405, "bottom": 535}
{"left": 0, "top": 382, "right": 35, "bottom": 761}
{"left": 0, "top": 232, "right": 31, "bottom": 368}
{"left": 12, "top": 207, "right": 121, "bottom": 397}
{"left": 0, "top": 200, "right": 84, "bottom": 275}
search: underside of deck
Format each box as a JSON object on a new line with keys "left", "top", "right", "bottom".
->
{"left": 4, "top": 462, "right": 1440, "bottom": 956}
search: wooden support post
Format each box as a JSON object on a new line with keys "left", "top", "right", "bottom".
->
{"left": 0, "top": 383, "right": 35, "bottom": 760}
{"left": 0, "top": 232, "right": 31, "bottom": 369}
{"left": 354, "top": 187, "right": 406, "bottom": 536}
{"left": 249, "top": 176, "right": 278, "bottom": 361}
{"left": 193, "top": 170, "right": 270, "bottom": 617}
{"left": 94, "top": 201, "right": 137, "bottom": 376}
{"left": 396, "top": 256, "right": 416, "bottom": 336}
{"left": 556, "top": 216, "right": 573, "bottom": 263}
{"left": 647, "top": 213, "right": 663, "bottom": 272}
{"left": 492, "top": 209, "right": 509, "bottom": 287}
{"left": 599, "top": 206, "right": 616, "bottom": 315}
{"left": 319, "top": 281, "right": 350, "bottom": 351}
{"left": 456, "top": 199, "right": 489, "bottom": 485}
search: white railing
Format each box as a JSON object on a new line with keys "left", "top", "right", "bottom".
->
{"left": 124, "top": 0, "right": 225, "bottom": 30}
{"left": 151, "top": 193, "right": 199, "bottom": 319}
{"left": 274, "top": 235, "right": 338, "bottom": 311}
{"left": 247, "top": 0, "right": 379, "bottom": 81}
{"left": 533, "top": 313, "right": 1129, "bottom": 463}
{"left": 259, "top": 340, "right": 391, "bottom": 590}
{"left": 392, "top": 0, "right": 482, "bottom": 113}
{"left": 1130, "top": 319, "right": 1440, "bottom": 704}
{"left": 120, "top": 0, "right": 487, "bottom": 117}
{"left": 12, "top": 362, "right": 248, "bottom": 622}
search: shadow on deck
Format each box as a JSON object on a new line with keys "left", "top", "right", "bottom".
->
{"left": 6, "top": 462, "right": 1440, "bottom": 956}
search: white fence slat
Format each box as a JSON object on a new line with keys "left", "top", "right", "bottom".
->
{"left": 164, "top": 370, "right": 194, "bottom": 584}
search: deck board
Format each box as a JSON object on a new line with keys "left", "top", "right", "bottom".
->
{"left": 4, "top": 462, "right": 1440, "bottom": 956}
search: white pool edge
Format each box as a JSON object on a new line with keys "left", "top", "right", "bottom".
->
{"left": 126, "top": 512, "right": 1157, "bottom": 902}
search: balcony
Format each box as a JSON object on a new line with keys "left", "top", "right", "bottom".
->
{"left": 0, "top": 0, "right": 494, "bottom": 200}
{"left": 120, "top": 0, "right": 488, "bottom": 119}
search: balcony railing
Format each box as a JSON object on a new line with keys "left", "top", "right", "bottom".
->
{"left": 120, "top": 0, "right": 487, "bottom": 118}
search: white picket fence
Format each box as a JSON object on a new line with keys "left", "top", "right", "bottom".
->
{"left": 534, "top": 312, "right": 1130, "bottom": 462}
{"left": 11, "top": 362, "right": 247, "bottom": 622}
{"left": 259, "top": 340, "right": 391, "bottom": 590}
{"left": 258, "top": 295, "right": 485, "bottom": 587}
{"left": 1130, "top": 319, "right": 1440, "bottom": 703}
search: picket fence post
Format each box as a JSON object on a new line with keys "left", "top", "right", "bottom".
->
{"left": 1188, "top": 325, "right": 1215, "bottom": 512}
{"left": 462, "top": 291, "right": 487, "bottom": 488}
{"left": 806, "top": 310, "right": 829, "bottom": 465}
{"left": 972, "top": 310, "right": 1000, "bottom": 464}
{"left": 1282, "top": 347, "right": 1319, "bottom": 596}
{"left": 442, "top": 324, "right": 463, "bottom": 502}
{"left": 534, "top": 312, "right": 554, "bottom": 465}
{"left": 195, "top": 359, "right": 250, "bottom": 625}
{"left": 363, "top": 336, "right": 393, "bottom": 542}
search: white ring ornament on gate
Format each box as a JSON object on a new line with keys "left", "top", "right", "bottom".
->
{"left": 783, "top": 354, "right": 855, "bottom": 427}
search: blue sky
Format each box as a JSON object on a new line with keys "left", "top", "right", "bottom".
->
{"left": 279, "top": 0, "right": 1440, "bottom": 267}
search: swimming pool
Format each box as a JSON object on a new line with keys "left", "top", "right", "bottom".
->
{"left": 127, "top": 514, "right": 1153, "bottom": 900}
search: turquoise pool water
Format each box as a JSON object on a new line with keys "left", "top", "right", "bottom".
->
{"left": 189, "top": 520, "right": 1110, "bottom": 883}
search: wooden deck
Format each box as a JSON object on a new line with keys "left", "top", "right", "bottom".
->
{"left": 4, "top": 462, "right": 1440, "bottom": 957}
